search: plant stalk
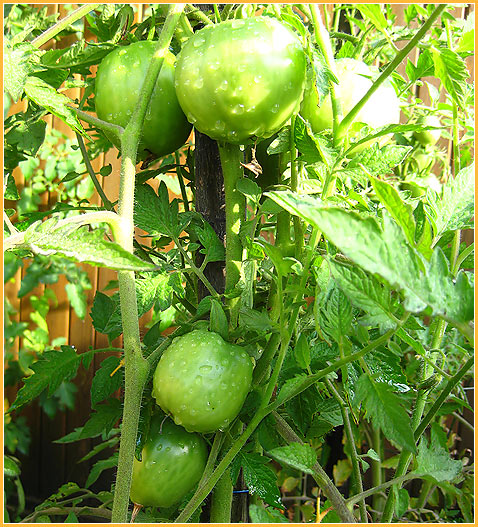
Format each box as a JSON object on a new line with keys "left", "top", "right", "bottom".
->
{"left": 218, "top": 142, "right": 246, "bottom": 325}
{"left": 31, "top": 4, "right": 101, "bottom": 48}
{"left": 110, "top": 5, "right": 185, "bottom": 523}
{"left": 273, "top": 411, "right": 356, "bottom": 523}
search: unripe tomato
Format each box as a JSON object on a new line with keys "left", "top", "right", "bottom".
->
{"left": 413, "top": 115, "right": 441, "bottom": 146}
{"left": 95, "top": 41, "right": 192, "bottom": 158}
{"left": 153, "top": 330, "right": 253, "bottom": 433}
{"left": 174, "top": 17, "right": 306, "bottom": 145}
{"left": 130, "top": 417, "right": 207, "bottom": 508}
{"left": 300, "top": 58, "right": 400, "bottom": 150}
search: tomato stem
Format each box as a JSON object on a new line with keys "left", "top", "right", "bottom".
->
{"left": 111, "top": 5, "right": 185, "bottom": 524}
{"left": 218, "top": 142, "right": 246, "bottom": 325}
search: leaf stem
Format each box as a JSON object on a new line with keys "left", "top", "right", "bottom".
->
{"left": 272, "top": 411, "right": 356, "bottom": 523}
{"left": 75, "top": 133, "right": 115, "bottom": 211}
{"left": 326, "top": 380, "right": 367, "bottom": 522}
{"left": 73, "top": 107, "right": 123, "bottom": 142}
{"left": 336, "top": 4, "right": 447, "bottom": 142}
{"left": 31, "top": 4, "right": 100, "bottom": 48}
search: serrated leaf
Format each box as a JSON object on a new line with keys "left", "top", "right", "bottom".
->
{"left": 348, "top": 144, "right": 412, "bottom": 178}
{"left": 364, "top": 349, "right": 410, "bottom": 393}
{"left": 21, "top": 222, "right": 155, "bottom": 271}
{"left": 237, "top": 177, "right": 262, "bottom": 207}
{"left": 134, "top": 182, "right": 190, "bottom": 239}
{"left": 91, "top": 356, "right": 123, "bottom": 408}
{"left": 276, "top": 374, "right": 308, "bottom": 407}
{"left": 192, "top": 221, "right": 225, "bottom": 263}
{"left": 294, "top": 334, "right": 310, "bottom": 370}
{"left": 80, "top": 399, "right": 122, "bottom": 440}
{"left": 249, "top": 504, "right": 289, "bottom": 523}
{"left": 266, "top": 191, "right": 473, "bottom": 325}
{"left": 432, "top": 46, "right": 469, "bottom": 109}
{"left": 3, "top": 41, "right": 39, "bottom": 100}
{"left": 354, "top": 374, "right": 416, "bottom": 453}
{"left": 370, "top": 176, "right": 416, "bottom": 247}
{"left": 428, "top": 163, "right": 474, "bottom": 238}
{"left": 317, "top": 287, "right": 352, "bottom": 344}
{"left": 9, "top": 347, "right": 92, "bottom": 412}
{"left": 239, "top": 453, "right": 283, "bottom": 509}
{"left": 329, "top": 260, "right": 396, "bottom": 331}
{"left": 85, "top": 452, "right": 118, "bottom": 488}
{"left": 24, "top": 77, "right": 85, "bottom": 135}
{"left": 268, "top": 443, "right": 317, "bottom": 474}
{"left": 209, "top": 299, "right": 228, "bottom": 341}
{"left": 415, "top": 435, "right": 462, "bottom": 483}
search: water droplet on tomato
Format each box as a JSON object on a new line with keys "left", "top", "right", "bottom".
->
{"left": 271, "top": 104, "right": 280, "bottom": 114}
{"left": 200, "top": 365, "right": 212, "bottom": 373}
{"left": 193, "top": 36, "right": 205, "bottom": 48}
{"left": 231, "top": 19, "right": 245, "bottom": 29}
{"left": 194, "top": 78, "right": 204, "bottom": 89}
{"left": 254, "top": 75, "right": 262, "bottom": 84}
{"left": 215, "top": 120, "right": 225, "bottom": 131}
{"left": 233, "top": 104, "right": 245, "bottom": 115}
{"left": 195, "top": 375, "right": 202, "bottom": 384}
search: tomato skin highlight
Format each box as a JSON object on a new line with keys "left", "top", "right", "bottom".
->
{"left": 174, "top": 17, "right": 306, "bottom": 145}
{"left": 94, "top": 41, "right": 192, "bottom": 158}
{"left": 152, "top": 330, "right": 253, "bottom": 433}
{"left": 300, "top": 58, "right": 400, "bottom": 150}
{"left": 130, "top": 417, "right": 207, "bottom": 508}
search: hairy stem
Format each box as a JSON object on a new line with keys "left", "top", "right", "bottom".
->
{"left": 31, "top": 4, "right": 100, "bottom": 48}
{"left": 273, "top": 411, "right": 356, "bottom": 523}
{"left": 111, "top": 5, "right": 185, "bottom": 523}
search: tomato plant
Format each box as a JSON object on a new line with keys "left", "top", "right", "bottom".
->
{"left": 4, "top": 4, "right": 474, "bottom": 526}
{"left": 174, "top": 16, "right": 306, "bottom": 145}
{"left": 152, "top": 330, "right": 253, "bottom": 433}
{"left": 95, "top": 40, "right": 192, "bottom": 158}
{"left": 300, "top": 58, "right": 400, "bottom": 149}
{"left": 130, "top": 417, "right": 208, "bottom": 508}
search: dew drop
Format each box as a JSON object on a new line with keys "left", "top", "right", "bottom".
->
{"left": 194, "top": 77, "right": 204, "bottom": 89}
{"left": 231, "top": 19, "right": 245, "bottom": 29}
{"left": 193, "top": 36, "right": 205, "bottom": 48}
{"left": 200, "top": 364, "right": 212, "bottom": 373}
{"left": 195, "top": 375, "right": 202, "bottom": 385}
{"left": 237, "top": 63, "right": 246, "bottom": 73}
{"left": 271, "top": 104, "right": 280, "bottom": 114}
{"left": 215, "top": 120, "right": 225, "bottom": 131}
{"left": 253, "top": 75, "right": 262, "bottom": 84}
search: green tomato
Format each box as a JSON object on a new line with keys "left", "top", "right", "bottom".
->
{"left": 413, "top": 115, "right": 441, "bottom": 146}
{"left": 130, "top": 417, "right": 207, "bottom": 508}
{"left": 174, "top": 17, "right": 306, "bottom": 145}
{"left": 95, "top": 41, "right": 192, "bottom": 158}
{"left": 153, "top": 330, "right": 253, "bottom": 433}
{"left": 300, "top": 58, "right": 400, "bottom": 150}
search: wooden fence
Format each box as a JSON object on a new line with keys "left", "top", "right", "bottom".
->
{"left": 4, "top": 3, "right": 474, "bottom": 506}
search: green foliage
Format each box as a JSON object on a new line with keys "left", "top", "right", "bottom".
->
{"left": 3, "top": 3, "right": 473, "bottom": 524}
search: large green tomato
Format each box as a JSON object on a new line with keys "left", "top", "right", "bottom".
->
{"left": 413, "top": 115, "right": 441, "bottom": 146}
{"left": 300, "top": 58, "right": 400, "bottom": 149}
{"left": 174, "top": 16, "right": 306, "bottom": 145}
{"left": 130, "top": 417, "right": 207, "bottom": 508}
{"left": 153, "top": 330, "right": 253, "bottom": 433}
{"left": 95, "top": 41, "right": 192, "bottom": 158}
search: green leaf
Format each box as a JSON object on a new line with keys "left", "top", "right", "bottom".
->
{"left": 354, "top": 374, "right": 416, "bottom": 453}
{"left": 239, "top": 307, "right": 274, "bottom": 333}
{"left": 24, "top": 77, "right": 85, "bottom": 135}
{"left": 294, "top": 334, "right": 311, "bottom": 370}
{"left": 428, "top": 163, "right": 474, "bottom": 238}
{"left": 238, "top": 453, "right": 283, "bottom": 509}
{"left": 415, "top": 434, "right": 463, "bottom": 483}
{"left": 394, "top": 488, "right": 409, "bottom": 519}
{"left": 4, "top": 174, "right": 20, "bottom": 201}
{"left": 357, "top": 4, "right": 389, "bottom": 31}
{"left": 192, "top": 221, "right": 225, "bottom": 263}
{"left": 3, "top": 41, "right": 38, "bottom": 100}
{"left": 267, "top": 191, "right": 473, "bottom": 325}
{"left": 85, "top": 452, "right": 118, "bottom": 488}
{"left": 90, "top": 292, "right": 122, "bottom": 340}
{"left": 370, "top": 176, "right": 416, "bottom": 247}
{"left": 134, "top": 182, "right": 190, "bottom": 239}
{"left": 22, "top": 221, "right": 155, "bottom": 271}
{"left": 9, "top": 347, "right": 92, "bottom": 412}
{"left": 237, "top": 177, "right": 262, "bottom": 208}
{"left": 65, "top": 282, "right": 87, "bottom": 319}
{"left": 209, "top": 299, "right": 229, "bottom": 341}
{"left": 347, "top": 144, "right": 412, "bottom": 178}
{"left": 329, "top": 260, "right": 396, "bottom": 331}
{"left": 90, "top": 356, "right": 123, "bottom": 408}
{"left": 249, "top": 504, "right": 289, "bottom": 523}
{"left": 317, "top": 287, "right": 352, "bottom": 344}
{"left": 268, "top": 443, "right": 317, "bottom": 475}
{"left": 364, "top": 349, "right": 409, "bottom": 393}
{"left": 80, "top": 399, "right": 122, "bottom": 440}
{"left": 432, "top": 46, "right": 469, "bottom": 109}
